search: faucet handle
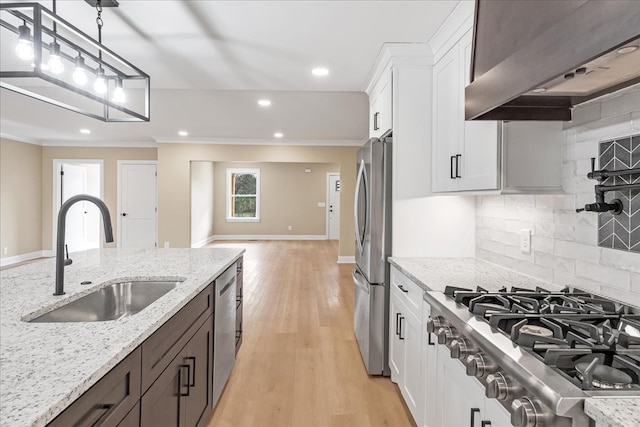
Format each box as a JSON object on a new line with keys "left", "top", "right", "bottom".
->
{"left": 590, "top": 157, "right": 596, "bottom": 173}
{"left": 64, "top": 244, "right": 73, "bottom": 266}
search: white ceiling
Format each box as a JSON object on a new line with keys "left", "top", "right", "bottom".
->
{"left": 0, "top": 0, "right": 461, "bottom": 145}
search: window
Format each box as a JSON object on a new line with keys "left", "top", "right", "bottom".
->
{"left": 226, "top": 168, "right": 260, "bottom": 222}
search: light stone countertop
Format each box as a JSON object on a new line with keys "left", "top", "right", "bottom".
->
{"left": 0, "top": 247, "right": 244, "bottom": 427}
{"left": 388, "top": 257, "right": 565, "bottom": 293}
{"left": 584, "top": 399, "right": 640, "bottom": 427}
{"left": 388, "top": 256, "right": 640, "bottom": 427}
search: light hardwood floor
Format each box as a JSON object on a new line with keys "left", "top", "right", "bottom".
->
{"left": 206, "top": 240, "right": 415, "bottom": 427}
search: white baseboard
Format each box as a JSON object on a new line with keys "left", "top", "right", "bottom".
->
{"left": 212, "top": 234, "right": 328, "bottom": 241}
{"left": 191, "top": 235, "right": 216, "bottom": 248}
{"left": 0, "top": 251, "right": 51, "bottom": 267}
{"left": 337, "top": 256, "right": 355, "bottom": 264}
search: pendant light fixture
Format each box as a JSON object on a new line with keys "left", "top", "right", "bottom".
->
{"left": 0, "top": 0, "right": 150, "bottom": 122}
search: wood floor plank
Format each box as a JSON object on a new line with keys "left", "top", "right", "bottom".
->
{"left": 206, "top": 240, "right": 415, "bottom": 427}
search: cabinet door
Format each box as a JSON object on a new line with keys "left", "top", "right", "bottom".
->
{"left": 432, "top": 45, "right": 461, "bottom": 193}
{"left": 459, "top": 30, "right": 500, "bottom": 191}
{"left": 402, "top": 307, "right": 423, "bottom": 426}
{"left": 483, "top": 398, "right": 512, "bottom": 427}
{"left": 141, "top": 346, "right": 189, "bottom": 427}
{"left": 185, "top": 319, "right": 213, "bottom": 427}
{"left": 370, "top": 70, "right": 392, "bottom": 137}
{"left": 389, "top": 290, "right": 405, "bottom": 382}
{"left": 437, "top": 346, "right": 485, "bottom": 427}
{"left": 117, "top": 403, "right": 140, "bottom": 427}
{"left": 422, "top": 306, "right": 438, "bottom": 427}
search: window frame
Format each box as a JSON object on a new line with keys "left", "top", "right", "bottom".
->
{"left": 225, "top": 168, "right": 261, "bottom": 222}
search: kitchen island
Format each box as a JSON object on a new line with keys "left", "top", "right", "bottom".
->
{"left": 0, "top": 247, "right": 244, "bottom": 427}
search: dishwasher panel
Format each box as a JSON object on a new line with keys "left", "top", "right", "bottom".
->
{"left": 212, "top": 264, "right": 237, "bottom": 408}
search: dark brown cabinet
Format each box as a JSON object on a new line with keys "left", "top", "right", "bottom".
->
{"left": 140, "top": 318, "right": 212, "bottom": 427}
{"left": 48, "top": 347, "right": 141, "bottom": 427}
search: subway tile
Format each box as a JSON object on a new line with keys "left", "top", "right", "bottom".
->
{"left": 504, "top": 207, "right": 536, "bottom": 222}
{"left": 481, "top": 196, "right": 505, "bottom": 207}
{"left": 555, "top": 240, "right": 600, "bottom": 262}
{"left": 508, "top": 258, "right": 554, "bottom": 282}
{"left": 535, "top": 222, "right": 575, "bottom": 240}
{"left": 553, "top": 210, "right": 578, "bottom": 226}
{"left": 631, "top": 273, "right": 640, "bottom": 293}
{"left": 535, "top": 195, "right": 575, "bottom": 210}
{"left": 505, "top": 219, "right": 535, "bottom": 234}
{"left": 477, "top": 205, "right": 506, "bottom": 219}
{"left": 478, "top": 216, "right": 506, "bottom": 230}
{"left": 570, "top": 102, "right": 602, "bottom": 126}
{"left": 535, "top": 251, "right": 574, "bottom": 272}
{"left": 575, "top": 260, "right": 631, "bottom": 289}
{"left": 600, "top": 248, "right": 640, "bottom": 274}
{"left": 533, "top": 208, "right": 555, "bottom": 224}
{"left": 601, "top": 90, "right": 640, "bottom": 118}
{"left": 480, "top": 239, "right": 505, "bottom": 255}
{"left": 504, "top": 244, "right": 534, "bottom": 262}
{"left": 573, "top": 116, "right": 633, "bottom": 145}
{"left": 574, "top": 223, "right": 598, "bottom": 246}
{"left": 568, "top": 274, "right": 604, "bottom": 294}
{"left": 562, "top": 160, "right": 577, "bottom": 178}
{"left": 504, "top": 195, "right": 535, "bottom": 207}
{"left": 532, "top": 235, "right": 554, "bottom": 254}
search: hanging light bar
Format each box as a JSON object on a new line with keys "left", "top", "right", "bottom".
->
{"left": 0, "top": 2, "right": 150, "bottom": 122}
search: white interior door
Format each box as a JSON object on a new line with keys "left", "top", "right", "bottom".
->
{"left": 119, "top": 162, "right": 157, "bottom": 248}
{"left": 54, "top": 160, "right": 102, "bottom": 254}
{"left": 328, "top": 173, "right": 340, "bottom": 240}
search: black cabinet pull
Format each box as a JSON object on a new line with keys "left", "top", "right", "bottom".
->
{"left": 122, "top": 212, "right": 128, "bottom": 217}
{"left": 428, "top": 332, "right": 435, "bottom": 346}
{"left": 455, "top": 154, "right": 462, "bottom": 178}
{"left": 395, "top": 312, "right": 401, "bottom": 336}
{"left": 450, "top": 156, "right": 456, "bottom": 179}
{"left": 178, "top": 364, "right": 190, "bottom": 397}
{"left": 399, "top": 316, "right": 405, "bottom": 340}
{"left": 186, "top": 356, "right": 196, "bottom": 386}
{"left": 374, "top": 112, "right": 380, "bottom": 130}
{"left": 397, "top": 284, "right": 409, "bottom": 293}
{"left": 470, "top": 408, "right": 480, "bottom": 427}
{"left": 481, "top": 421, "right": 492, "bottom": 427}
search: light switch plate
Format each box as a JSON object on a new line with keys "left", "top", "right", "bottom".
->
{"left": 520, "top": 229, "right": 531, "bottom": 254}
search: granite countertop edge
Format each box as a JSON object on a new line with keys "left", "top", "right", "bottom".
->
{"left": 0, "top": 247, "right": 244, "bottom": 427}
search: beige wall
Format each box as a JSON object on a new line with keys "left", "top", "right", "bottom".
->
{"left": 190, "top": 161, "right": 215, "bottom": 246}
{"left": 158, "top": 143, "right": 358, "bottom": 257}
{"left": 41, "top": 146, "right": 157, "bottom": 251}
{"left": 211, "top": 162, "right": 339, "bottom": 237}
{"left": 0, "top": 138, "right": 43, "bottom": 259}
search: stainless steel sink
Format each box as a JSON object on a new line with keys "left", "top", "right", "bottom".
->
{"left": 29, "top": 280, "right": 182, "bottom": 323}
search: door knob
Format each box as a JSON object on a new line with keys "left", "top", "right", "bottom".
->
{"left": 122, "top": 212, "right": 128, "bottom": 217}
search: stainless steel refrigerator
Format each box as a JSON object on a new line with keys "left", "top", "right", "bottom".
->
{"left": 353, "top": 129, "right": 392, "bottom": 376}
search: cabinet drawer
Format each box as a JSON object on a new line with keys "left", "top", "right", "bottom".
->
{"left": 141, "top": 284, "right": 213, "bottom": 392}
{"left": 48, "top": 347, "right": 141, "bottom": 427}
{"left": 117, "top": 403, "right": 140, "bottom": 427}
{"left": 391, "top": 266, "right": 423, "bottom": 318}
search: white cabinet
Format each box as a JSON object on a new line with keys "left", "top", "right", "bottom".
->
{"left": 435, "top": 346, "right": 511, "bottom": 427}
{"left": 432, "top": 30, "right": 499, "bottom": 193}
{"left": 369, "top": 71, "right": 392, "bottom": 137}
{"left": 422, "top": 300, "right": 439, "bottom": 427}
{"left": 431, "top": 25, "right": 564, "bottom": 195}
{"left": 390, "top": 267, "right": 424, "bottom": 426}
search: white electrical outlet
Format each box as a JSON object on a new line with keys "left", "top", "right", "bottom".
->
{"left": 164, "top": 242, "right": 170, "bottom": 248}
{"left": 287, "top": 225, "right": 293, "bottom": 231}
{"left": 520, "top": 229, "right": 531, "bottom": 254}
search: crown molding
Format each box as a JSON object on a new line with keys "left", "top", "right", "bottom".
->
{"left": 0, "top": 133, "right": 41, "bottom": 145}
{"left": 41, "top": 140, "right": 158, "bottom": 148}
{"left": 154, "top": 137, "right": 365, "bottom": 147}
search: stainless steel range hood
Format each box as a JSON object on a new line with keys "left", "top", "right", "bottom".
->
{"left": 465, "top": 0, "right": 640, "bottom": 121}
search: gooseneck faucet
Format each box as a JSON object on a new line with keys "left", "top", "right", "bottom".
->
{"left": 55, "top": 194, "right": 114, "bottom": 296}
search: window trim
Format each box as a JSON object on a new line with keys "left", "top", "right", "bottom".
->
{"left": 226, "top": 168, "right": 260, "bottom": 222}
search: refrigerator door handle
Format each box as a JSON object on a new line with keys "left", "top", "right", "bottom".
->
{"left": 354, "top": 158, "right": 368, "bottom": 254}
{"left": 352, "top": 268, "right": 370, "bottom": 294}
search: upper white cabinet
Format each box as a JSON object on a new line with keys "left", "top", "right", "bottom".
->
{"left": 433, "top": 30, "right": 500, "bottom": 193}
{"left": 430, "top": 3, "right": 563, "bottom": 195}
{"left": 369, "top": 71, "right": 392, "bottom": 137}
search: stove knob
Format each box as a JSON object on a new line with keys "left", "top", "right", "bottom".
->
{"left": 436, "top": 326, "right": 459, "bottom": 346}
{"left": 511, "top": 397, "right": 545, "bottom": 427}
{"left": 425, "top": 316, "right": 446, "bottom": 333}
{"left": 450, "top": 338, "right": 476, "bottom": 359}
{"left": 485, "top": 372, "right": 521, "bottom": 401}
{"left": 465, "top": 353, "right": 496, "bottom": 378}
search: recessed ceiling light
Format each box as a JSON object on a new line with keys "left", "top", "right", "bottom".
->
{"left": 312, "top": 67, "right": 329, "bottom": 77}
{"left": 617, "top": 45, "right": 638, "bottom": 54}
{"left": 79, "top": 128, "right": 91, "bottom": 134}
{"left": 257, "top": 99, "right": 271, "bottom": 107}
{"left": 532, "top": 87, "right": 547, "bottom": 93}
{"left": 178, "top": 130, "right": 188, "bottom": 137}
{"left": 274, "top": 132, "right": 283, "bottom": 138}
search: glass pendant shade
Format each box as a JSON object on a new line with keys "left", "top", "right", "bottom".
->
{"left": 93, "top": 68, "right": 107, "bottom": 95}
{"left": 15, "top": 25, "right": 34, "bottom": 61}
{"left": 72, "top": 56, "right": 88, "bottom": 85}
{"left": 47, "top": 42, "right": 64, "bottom": 74}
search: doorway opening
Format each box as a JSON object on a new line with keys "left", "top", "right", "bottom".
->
{"left": 327, "top": 173, "right": 340, "bottom": 240}
{"left": 53, "top": 159, "right": 104, "bottom": 254}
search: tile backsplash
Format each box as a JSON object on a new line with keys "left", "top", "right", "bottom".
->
{"left": 475, "top": 85, "right": 640, "bottom": 307}
{"left": 597, "top": 134, "right": 640, "bottom": 253}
